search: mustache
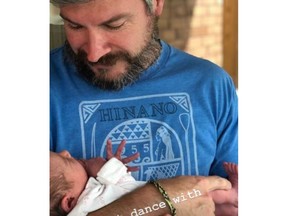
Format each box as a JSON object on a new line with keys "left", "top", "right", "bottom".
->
{"left": 77, "top": 50, "right": 133, "bottom": 67}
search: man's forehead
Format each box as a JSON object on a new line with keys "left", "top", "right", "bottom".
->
{"left": 51, "top": 0, "right": 147, "bottom": 25}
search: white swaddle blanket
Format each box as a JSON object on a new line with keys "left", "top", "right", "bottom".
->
{"left": 68, "top": 157, "right": 145, "bottom": 216}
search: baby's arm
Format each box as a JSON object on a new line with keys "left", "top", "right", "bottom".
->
{"left": 79, "top": 139, "right": 140, "bottom": 177}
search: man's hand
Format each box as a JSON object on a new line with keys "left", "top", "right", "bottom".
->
{"left": 209, "top": 162, "right": 238, "bottom": 216}
{"left": 158, "top": 175, "right": 232, "bottom": 216}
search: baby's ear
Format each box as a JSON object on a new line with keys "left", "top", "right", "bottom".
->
{"left": 61, "top": 194, "right": 76, "bottom": 213}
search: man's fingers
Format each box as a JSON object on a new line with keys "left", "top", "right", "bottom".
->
{"left": 215, "top": 203, "right": 238, "bottom": 215}
{"left": 209, "top": 190, "right": 232, "bottom": 204}
{"left": 206, "top": 176, "right": 232, "bottom": 192}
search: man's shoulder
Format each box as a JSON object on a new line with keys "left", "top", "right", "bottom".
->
{"left": 50, "top": 46, "right": 64, "bottom": 58}
{"left": 166, "top": 44, "right": 228, "bottom": 78}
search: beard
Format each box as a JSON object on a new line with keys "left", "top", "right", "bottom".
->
{"left": 63, "top": 16, "right": 162, "bottom": 91}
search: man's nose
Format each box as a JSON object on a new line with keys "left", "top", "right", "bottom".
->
{"left": 85, "top": 30, "right": 111, "bottom": 63}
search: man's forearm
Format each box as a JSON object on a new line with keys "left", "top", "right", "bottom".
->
{"left": 87, "top": 182, "right": 170, "bottom": 216}
{"left": 87, "top": 176, "right": 231, "bottom": 216}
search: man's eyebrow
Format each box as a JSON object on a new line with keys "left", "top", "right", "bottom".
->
{"left": 60, "top": 13, "right": 81, "bottom": 26}
{"left": 102, "top": 13, "right": 132, "bottom": 24}
{"left": 59, "top": 13, "right": 132, "bottom": 26}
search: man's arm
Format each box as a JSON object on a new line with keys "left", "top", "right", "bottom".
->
{"left": 88, "top": 175, "right": 232, "bottom": 216}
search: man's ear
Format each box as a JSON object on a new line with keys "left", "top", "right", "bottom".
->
{"left": 61, "top": 194, "right": 76, "bottom": 213}
{"left": 153, "top": 0, "right": 165, "bottom": 16}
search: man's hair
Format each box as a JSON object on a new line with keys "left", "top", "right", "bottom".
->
{"left": 50, "top": 172, "right": 73, "bottom": 216}
{"left": 51, "top": 0, "right": 154, "bottom": 13}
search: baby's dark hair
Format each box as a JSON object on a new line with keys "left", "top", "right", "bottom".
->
{"left": 50, "top": 172, "right": 73, "bottom": 216}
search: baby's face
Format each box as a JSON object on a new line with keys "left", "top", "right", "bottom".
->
{"left": 50, "top": 151, "right": 88, "bottom": 208}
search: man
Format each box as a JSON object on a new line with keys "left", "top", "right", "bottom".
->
{"left": 50, "top": 0, "right": 238, "bottom": 215}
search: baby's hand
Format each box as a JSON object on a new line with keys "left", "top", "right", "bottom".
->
{"left": 106, "top": 139, "right": 140, "bottom": 172}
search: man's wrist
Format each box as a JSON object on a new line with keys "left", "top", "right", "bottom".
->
{"left": 148, "top": 180, "right": 177, "bottom": 216}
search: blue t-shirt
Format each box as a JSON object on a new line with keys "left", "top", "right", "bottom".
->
{"left": 50, "top": 41, "right": 238, "bottom": 180}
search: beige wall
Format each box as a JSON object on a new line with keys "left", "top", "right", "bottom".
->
{"left": 159, "top": 0, "right": 223, "bottom": 67}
